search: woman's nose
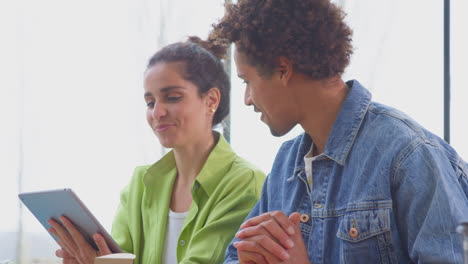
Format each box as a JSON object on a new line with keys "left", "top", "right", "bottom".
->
{"left": 152, "top": 102, "right": 166, "bottom": 120}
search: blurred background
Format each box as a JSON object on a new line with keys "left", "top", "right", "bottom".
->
{"left": 1, "top": 0, "right": 466, "bottom": 262}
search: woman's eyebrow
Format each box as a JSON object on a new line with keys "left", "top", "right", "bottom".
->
{"left": 159, "top": 86, "right": 186, "bottom": 93}
{"left": 144, "top": 86, "right": 185, "bottom": 98}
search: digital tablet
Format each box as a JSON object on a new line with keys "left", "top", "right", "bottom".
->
{"left": 18, "top": 188, "right": 123, "bottom": 253}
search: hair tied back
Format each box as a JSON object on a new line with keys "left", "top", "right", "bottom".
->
{"left": 187, "top": 36, "right": 228, "bottom": 60}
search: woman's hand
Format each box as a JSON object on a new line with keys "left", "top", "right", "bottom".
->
{"left": 48, "top": 216, "right": 112, "bottom": 264}
{"left": 55, "top": 247, "right": 78, "bottom": 264}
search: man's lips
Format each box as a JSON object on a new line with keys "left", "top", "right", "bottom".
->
{"left": 253, "top": 105, "right": 261, "bottom": 113}
{"left": 253, "top": 106, "right": 264, "bottom": 121}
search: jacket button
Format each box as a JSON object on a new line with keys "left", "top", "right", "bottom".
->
{"left": 179, "top": 240, "right": 186, "bottom": 246}
{"left": 313, "top": 202, "right": 324, "bottom": 209}
{"left": 349, "top": 227, "right": 358, "bottom": 238}
{"left": 300, "top": 214, "right": 309, "bottom": 223}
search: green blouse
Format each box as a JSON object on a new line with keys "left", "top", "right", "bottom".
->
{"left": 111, "top": 134, "right": 265, "bottom": 264}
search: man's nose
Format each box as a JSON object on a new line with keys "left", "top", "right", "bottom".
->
{"left": 244, "top": 86, "right": 253, "bottom": 106}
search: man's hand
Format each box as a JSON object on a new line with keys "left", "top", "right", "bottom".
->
{"left": 48, "top": 216, "right": 112, "bottom": 264}
{"left": 280, "top": 213, "right": 310, "bottom": 264}
{"left": 233, "top": 211, "right": 310, "bottom": 264}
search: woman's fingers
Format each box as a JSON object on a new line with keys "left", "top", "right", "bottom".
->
{"left": 56, "top": 244, "right": 79, "bottom": 264}
{"left": 55, "top": 246, "right": 74, "bottom": 258}
{"left": 59, "top": 216, "right": 95, "bottom": 253}
{"left": 50, "top": 216, "right": 100, "bottom": 263}
{"left": 48, "top": 219, "right": 77, "bottom": 255}
{"left": 63, "top": 258, "right": 80, "bottom": 264}
{"left": 93, "top": 233, "right": 112, "bottom": 256}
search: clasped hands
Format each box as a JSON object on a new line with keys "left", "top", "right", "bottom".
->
{"left": 47, "top": 212, "right": 309, "bottom": 264}
{"left": 48, "top": 216, "right": 112, "bottom": 264}
{"left": 234, "top": 211, "right": 311, "bottom": 264}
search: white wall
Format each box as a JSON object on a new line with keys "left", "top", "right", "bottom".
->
{"left": 0, "top": 0, "right": 225, "bottom": 262}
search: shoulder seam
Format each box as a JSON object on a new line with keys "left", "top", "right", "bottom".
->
{"left": 368, "top": 104, "right": 429, "bottom": 142}
{"left": 392, "top": 140, "right": 425, "bottom": 186}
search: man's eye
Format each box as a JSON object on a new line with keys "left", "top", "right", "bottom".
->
{"left": 146, "top": 102, "right": 155, "bottom": 108}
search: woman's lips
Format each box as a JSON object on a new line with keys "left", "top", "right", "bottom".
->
{"left": 156, "top": 124, "right": 175, "bottom": 132}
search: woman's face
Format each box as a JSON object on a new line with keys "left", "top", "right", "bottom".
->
{"left": 144, "top": 62, "right": 216, "bottom": 148}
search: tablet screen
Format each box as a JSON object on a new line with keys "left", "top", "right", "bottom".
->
{"left": 18, "top": 188, "right": 123, "bottom": 253}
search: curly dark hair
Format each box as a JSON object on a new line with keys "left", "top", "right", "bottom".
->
{"left": 209, "top": 0, "right": 353, "bottom": 79}
{"left": 147, "top": 36, "right": 230, "bottom": 126}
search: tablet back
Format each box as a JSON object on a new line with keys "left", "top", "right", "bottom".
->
{"left": 18, "top": 188, "right": 123, "bottom": 253}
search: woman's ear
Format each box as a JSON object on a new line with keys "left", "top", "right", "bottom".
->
{"left": 205, "top": 87, "right": 221, "bottom": 114}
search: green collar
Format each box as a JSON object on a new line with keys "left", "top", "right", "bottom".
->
{"left": 143, "top": 132, "right": 236, "bottom": 197}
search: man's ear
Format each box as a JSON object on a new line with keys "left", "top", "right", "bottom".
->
{"left": 277, "top": 56, "right": 293, "bottom": 85}
{"left": 205, "top": 87, "right": 221, "bottom": 113}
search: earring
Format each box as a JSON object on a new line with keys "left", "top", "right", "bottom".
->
{"left": 211, "top": 108, "right": 216, "bottom": 113}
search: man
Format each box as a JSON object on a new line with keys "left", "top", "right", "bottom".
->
{"left": 209, "top": 0, "right": 468, "bottom": 263}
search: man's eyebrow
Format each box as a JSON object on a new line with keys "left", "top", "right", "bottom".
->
{"left": 144, "top": 86, "right": 185, "bottom": 98}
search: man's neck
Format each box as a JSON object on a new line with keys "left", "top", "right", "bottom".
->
{"left": 295, "top": 76, "right": 349, "bottom": 155}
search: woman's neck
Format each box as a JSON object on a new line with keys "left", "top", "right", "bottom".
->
{"left": 173, "top": 131, "right": 217, "bottom": 184}
{"left": 169, "top": 131, "right": 217, "bottom": 212}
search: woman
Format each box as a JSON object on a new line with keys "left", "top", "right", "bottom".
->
{"left": 48, "top": 37, "right": 265, "bottom": 264}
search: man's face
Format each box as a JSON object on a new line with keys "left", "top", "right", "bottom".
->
{"left": 234, "top": 48, "right": 297, "bottom": 137}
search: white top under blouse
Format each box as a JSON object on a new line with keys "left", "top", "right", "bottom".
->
{"left": 162, "top": 209, "right": 188, "bottom": 264}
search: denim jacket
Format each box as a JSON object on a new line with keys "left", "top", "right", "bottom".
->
{"left": 224, "top": 80, "right": 468, "bottom": 263}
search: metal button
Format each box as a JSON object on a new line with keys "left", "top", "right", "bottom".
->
{"left": 179, "top": 240, "right": 186, "bottom": 246}
{"left": 349, "top": 227, "right": 358, "bottom": 238}
{"left": 300, "top": 214, "right": 309, "bottom": 223}
{"left": 313, "top": 202, "right": 324, "bottom": 209}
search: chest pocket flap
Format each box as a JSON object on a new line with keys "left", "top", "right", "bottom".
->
{"left": 336, "top": 202, "right": 391, "bottom": 242}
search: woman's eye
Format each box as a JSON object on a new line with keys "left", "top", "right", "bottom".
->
{"left": 243, "top": 80, "right": 249, "bottom": 85}
{"left": 146, "top": 102, "right": 155, "bottom": 108}
{"left": 167, "top": 96, "right": 182, "bottom": 102}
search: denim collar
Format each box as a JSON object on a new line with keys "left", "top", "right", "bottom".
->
{"left": 294, "top": 80, "right": 372, "bottom": 170}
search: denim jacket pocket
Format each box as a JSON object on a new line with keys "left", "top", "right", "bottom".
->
{"left": 336, "top": 202, "right": 396, "bottom": 264}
